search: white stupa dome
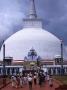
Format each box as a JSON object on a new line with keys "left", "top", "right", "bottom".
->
{"left": 0, "top": 27, "right": 61, "bottom": 60}
{"left": 0, "top": 0, "right": 61, "bottom": 60}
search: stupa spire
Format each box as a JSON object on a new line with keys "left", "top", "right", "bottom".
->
{"left": 23, "top": 0, "right": 42, "bottom": 28}
{"left": 29, "top": 0, "right": 37, "bottom": 19}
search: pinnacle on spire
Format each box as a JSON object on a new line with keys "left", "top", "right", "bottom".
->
{"left": 29, "top": 0, "right": 37, "bottom": 19}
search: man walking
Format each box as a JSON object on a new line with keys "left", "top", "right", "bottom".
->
{"left": 28, "top": 75, "right": 33, "bottom": 90}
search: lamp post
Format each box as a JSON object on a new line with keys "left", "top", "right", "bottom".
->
{"left": 37, "top": 56, "right": 41, "bottom": 67}
{"left": 60, "top": 40, "right": 64, "bottom": 75}
{"left": 37, "top": 56, "right": 41, "bottom": 73}
{"left": 3, "top": 40, "right": 6, "bottom": 86}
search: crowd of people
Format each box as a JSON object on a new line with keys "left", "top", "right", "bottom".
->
{"left": 11, "top": 71, "right": 53, "bottom": 90}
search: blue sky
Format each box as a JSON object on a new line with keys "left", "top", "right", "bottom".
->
{"left": 0, "top": 0, "right": 67, "bottom": 56}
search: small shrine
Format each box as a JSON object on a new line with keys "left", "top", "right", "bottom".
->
{"left": 24, "top": 48, "right": 41, "bottom": 70}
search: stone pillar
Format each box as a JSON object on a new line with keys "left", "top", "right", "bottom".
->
{"left": 53, "top": 68, "right": 56, "bottom": 75}
{"left": 51, "top": 68, "right": 53, "bottom": 75}
{"left": 1, "top": 68, "right": 2, "bottom": 75}
{"left": 56, "top": 68, "right": 58, "bottom": 75}
{"left": 64, "top": 67, "right": 66, "bottom": 75}
{"left": 10, "top": 68, "right": 12, "bottom": 75}
{"left": 65, "top": 67, "right": 67, "bottom": 75}
{"left": 57, "top": 67, "right": 60, "bottom": 75}
{"left": 1, "top": 68, "right": 3, "bottom": 75}
{"left": 5, "top": 69, "right": 7, "bottom": 75}
{"left": 14, "top": 68, "right": 16, "bottom": 75}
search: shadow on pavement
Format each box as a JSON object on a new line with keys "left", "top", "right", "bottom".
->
{"left": 55, "top": 85, "right": 67, "bottom": 90}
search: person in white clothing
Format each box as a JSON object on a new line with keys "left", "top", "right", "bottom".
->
{"left": 34, "top": 74, "right": 37, "bottom": 85}
{"left": 20, "top": 76, "right": 23, "bottom": 88}
{"left": 11, "top": 76, "right": 16, "bottom": 88}
{"left": 28, "top": 76, "right": 33, "bottom": 90}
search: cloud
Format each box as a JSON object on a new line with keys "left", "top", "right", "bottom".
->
{"left": 0, "top": 0, "right": 67, "bottom": 56}
{"left": 0, "top": 0, "right": 25, "bottom": 47}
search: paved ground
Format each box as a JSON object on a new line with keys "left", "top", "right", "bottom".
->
{"left": 1, "top": 80, "right": 61, "bottom": 90}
